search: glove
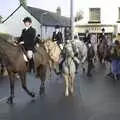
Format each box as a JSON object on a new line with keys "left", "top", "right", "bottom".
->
{"left": 36, "top": 44, "right": 39, "bottom": 48}
{"left": 19, "top": 41, "right": 24, "bottom": 45}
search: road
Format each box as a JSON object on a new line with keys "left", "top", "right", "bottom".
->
{"left": 0, "top": 63, "right": 120, "bottom": 120}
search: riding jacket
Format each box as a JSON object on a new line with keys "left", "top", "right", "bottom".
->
{"left": 18, "top": 27, "right": 36, "bottom": 50}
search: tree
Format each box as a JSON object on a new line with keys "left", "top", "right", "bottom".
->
{"left": 75, "top": 10, "right": 84, "bottom": 22}
{"left": 20, "top": 0, "right": 27, "bottom": 7}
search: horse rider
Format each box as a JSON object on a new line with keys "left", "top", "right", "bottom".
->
{"left": 99, "top": 28, "right": 107, "bottom": 45}
{"left": 17, "top": 17, "right": 36, "bottom": 73}
{"left": 52, "top": 25, "right": 63, "bottom": 48}
{"left": 84, "top": 29, "right": 91, "bottom": 45}
{"left": 64, "top": 27, "right": 71, "bottom": 42}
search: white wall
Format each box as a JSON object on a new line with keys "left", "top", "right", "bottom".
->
{"left": 0, "top": 24, "right": 6, "bottom": 33}
{"left": 3, "top": 6, "right": 40, "bottom": 37}
{"left": 42, "top": 26, "right": 55, "bottom": 40}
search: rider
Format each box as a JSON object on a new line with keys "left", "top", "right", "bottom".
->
{"left": 99, "top": 28, "right": 107, "bottom": 44}
{"left": 17, "top": 17, "right": 36, "bottom": 73}
{"left": 52, "top": 25, "right": 63, "bottom": 48}
{"left": 84, "top": 29, "right": 91, "bottom": 45}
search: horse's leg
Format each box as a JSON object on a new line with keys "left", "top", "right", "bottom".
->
{"left": 69, "top": 74, "right": 74, "bottom": 94}
{"left": 0, "top": 64, "right": 5, "bottom": 78}
{"left": 64, "top": 74, "right": 69, "bottom": 96}
{"left": 38, "top": 66, "right": 46, "bottom": 95}
{"left": 7, "top": 71, "right": 15, "bottom": 104}
{"left": 19, "top": 72, "right": 35, "bottom": 98}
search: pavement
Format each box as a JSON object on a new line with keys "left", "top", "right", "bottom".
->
{"left": 0, "top": 63, "right": 120, "bottom": 120}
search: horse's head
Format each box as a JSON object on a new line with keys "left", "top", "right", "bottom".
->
{"left": 64, "top": 42, "right": 74, "bottom": 58}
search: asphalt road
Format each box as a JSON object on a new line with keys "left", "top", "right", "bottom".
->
{"left": 0, "top": 63, "right": 120, "bottom": 120}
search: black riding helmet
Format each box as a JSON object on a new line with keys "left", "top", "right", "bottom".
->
{"left": 23, "top": 17, "right": 32, "bottom": 23}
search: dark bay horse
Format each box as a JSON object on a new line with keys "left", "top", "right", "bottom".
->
{"left": 0, "top": 36, "right": 51, "bottom": 104}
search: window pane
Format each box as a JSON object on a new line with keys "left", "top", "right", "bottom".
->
{"left": 89, "top": 8, "right": 100, "bottom": 21}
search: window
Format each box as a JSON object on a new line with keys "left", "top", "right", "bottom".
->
{"left": 89, "top": 8, "right": 101, "bottom": 21}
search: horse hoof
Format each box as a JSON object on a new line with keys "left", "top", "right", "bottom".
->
{"left": 30, "top": 92, "right": 35, "bottom": 98}
{"left": 7, "top": 97, "right": 13, "bottom": 104}
{"left": 65, "top": 91, "right": 69, "bottom": 96}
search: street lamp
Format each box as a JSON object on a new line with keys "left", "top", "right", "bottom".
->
{"left": 40, "top": 12, "right": 48, "bottom": 40}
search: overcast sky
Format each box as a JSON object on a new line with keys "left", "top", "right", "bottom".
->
{"left": 0, "top": 0, "right": 120, "bottom": 19}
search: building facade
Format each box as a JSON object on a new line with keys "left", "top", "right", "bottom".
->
{"left": 75, "top": 7, "right": 120, "bottom": 40}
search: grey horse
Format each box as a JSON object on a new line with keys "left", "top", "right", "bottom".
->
{"left": 62, "top": 41, "right": 76, "bottom": 96}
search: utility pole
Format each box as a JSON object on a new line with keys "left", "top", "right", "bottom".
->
{"left": 70, "top": 0, "right": 74, "bottom": 40}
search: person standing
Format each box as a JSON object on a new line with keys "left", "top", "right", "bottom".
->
{"left": 111, "top": 40, "right": 120, "bottom": 80}
{"left": 17, "top": 17, "right": 36, "bottom": 73}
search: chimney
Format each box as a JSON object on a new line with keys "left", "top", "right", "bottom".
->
{"left": 20, "top": 0, "right": 27, "bottom": 7}
{"left": 56, "top": 7, "right": 61, "bottom": 16}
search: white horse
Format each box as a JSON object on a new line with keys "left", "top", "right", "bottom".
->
{"left": 71, "top": 39, "right": 88, "bottom": 72}
{"left": 62, "top": 41, "right": 76, "bottom": 96}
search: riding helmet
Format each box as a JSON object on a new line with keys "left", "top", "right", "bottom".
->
{"left": 23, "top": 17, "right": 32, "bottom": 23}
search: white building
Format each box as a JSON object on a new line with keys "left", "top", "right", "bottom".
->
{"left": 0, "top": 5, "right": 70, "bottom": 39}
{"left": 74, "top": 7, "right": 120, "bottom": 39}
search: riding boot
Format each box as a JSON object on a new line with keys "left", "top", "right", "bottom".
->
{"left": 56, "top": 58, "right": 65, "bottom": 75}
{"left": 73, "top": 59, "right": 79, "bottom": 74}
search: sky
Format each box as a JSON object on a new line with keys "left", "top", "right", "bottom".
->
{"left": 0, "top": 0, "right": 120, "bottom": 22}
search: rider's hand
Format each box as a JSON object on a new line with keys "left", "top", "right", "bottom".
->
{"left": 36, "top": 44, "right": 39, "bottom": 48}
{"left": 19, "top": 41, "right": 24, "bottom": 45}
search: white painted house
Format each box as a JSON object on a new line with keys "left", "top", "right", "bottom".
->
{"left": 0, "top": 5, "right": 70, "bottom": 39}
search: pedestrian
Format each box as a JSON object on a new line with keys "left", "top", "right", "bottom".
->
{"left": 111, "top": 40, "right": 120, "bottom": 80}
{"left": 17, "top": 17, "right": 36, "bottom": 73}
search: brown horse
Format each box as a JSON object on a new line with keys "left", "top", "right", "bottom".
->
{"left": 0, "top": 35, "right": 51, "bottom": 104}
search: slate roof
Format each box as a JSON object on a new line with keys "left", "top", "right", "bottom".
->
{"left": 3, "top": 5, "right": 70, "bottom": 27}
{"left": 27, "top": 6, "right": 70, "bottom": 27}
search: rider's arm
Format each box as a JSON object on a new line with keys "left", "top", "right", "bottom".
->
{"left": 17, "top": 29, "right": 25, "bottom": 44}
